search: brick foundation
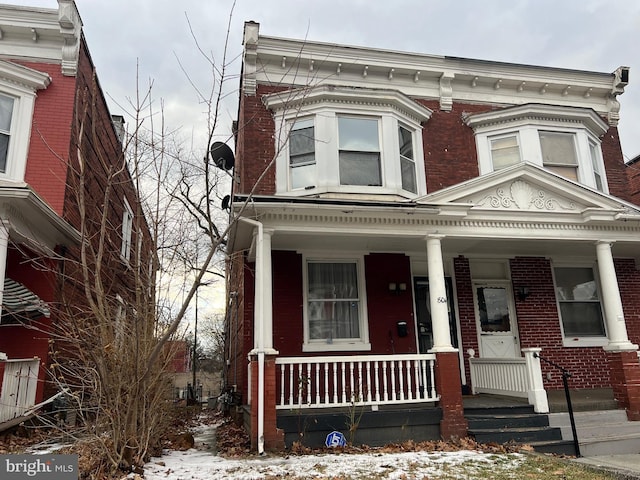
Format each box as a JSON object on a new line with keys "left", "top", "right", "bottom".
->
{"left": 607, "top": 350, "right": 640, "bottom": 421}
{"left": 435, "top": 351, "right": 468, "bottom": 439}
{"left": 249, "top": 354, "right": 285, "bottom": 451}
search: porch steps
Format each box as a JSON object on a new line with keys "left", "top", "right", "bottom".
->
{"left": 548, "top": 409, "right": 640, "bottom": 456}
{"left": 465, "top": 404, "right": 574, "bottom": 455}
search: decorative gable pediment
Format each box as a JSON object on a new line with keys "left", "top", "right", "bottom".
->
{"left": 464, "top": 179, "right": 581, "bottom": 211}
{"left": 417, "top": 162, "right": 640, "bottom": 221}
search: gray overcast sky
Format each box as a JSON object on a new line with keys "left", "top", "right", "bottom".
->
{"left": 12, "top": 0, "right": 640, "bottom": 160}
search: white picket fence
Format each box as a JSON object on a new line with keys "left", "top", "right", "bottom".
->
{"left": 0, "top": 358, "right": 40, "bottom": 424}
{"left": 275, "top": 353, "right": 438, "bottom": 409}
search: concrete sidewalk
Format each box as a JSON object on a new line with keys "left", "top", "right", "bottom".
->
{"left": 574, "top": 455, "right": 640, "bottom": 479}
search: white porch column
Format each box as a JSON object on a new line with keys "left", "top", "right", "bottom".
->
{"left": 426, "top": 235, "right": 456, "bottom": 353}
{"left": 251, "top": 226, "right": 277, "bottom": 355}
{"left": 596, "top": 241, "right": 637, "bottom": 352}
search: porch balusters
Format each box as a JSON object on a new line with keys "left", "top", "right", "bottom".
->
{"left": 275, "top": 354, "right": 438, "bottom": 409}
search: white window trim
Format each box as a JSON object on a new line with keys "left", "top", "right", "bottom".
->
{"left": 121, "top": 198, "right": 133, "bottom": 262}
{"left": 552, "top": 262, "right": 608, "bottom": 348}
{"left": 265, "top": 85, "right": 431, "bottom": 198}
{"left": 0, "top": 61, "right": 50, "bottom": 182}
{"left": 302, "top": 253, "right": 371, "bottom": 352}
{"left": 465, "top": 104, "right": 609, "bottom": 193}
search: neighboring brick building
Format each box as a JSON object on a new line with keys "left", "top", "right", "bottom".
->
{"left": 226, "top": 22, "right": 640, "bottom": 452}
{"left": 0, "top": 1, "right": 151, "bottom": 424}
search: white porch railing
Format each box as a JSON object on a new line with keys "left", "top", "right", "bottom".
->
{"left": 0, "top": 358, "right": 40, "bottom": 424}
{"left": 468, "top": 347, "right": 549, "bottom": 413}
{"left": 275, "top": 353, "right": 438, "bottom": 410}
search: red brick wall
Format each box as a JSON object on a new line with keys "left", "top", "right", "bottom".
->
{"left": 235, "top": 85, "right": 284, "bottom": 196}
{"left": 364, "top": 253, "right": 416, "bottom": 354}
{"left": 453, "top": 256, "right": 477, "bottom": 383}
{"left": 626, "top": 159, "right": 640, "bottom": 207}
{"left": 419, "top": 101, "right": 492, "bottom": 193}
{"left": 601, "top": 126, "right": 632, "bottom": 202}
{"left": 269, "top": 251, "right": 417, "bottom": 357}
{"left": 272, "top": 250, "right": 303, "bottom": 356}
{"left": 616, "top": 258, "right": 640, "bottom": 346}
{"left": 510, "top": 257, "right": 609, "bottom": 389}
{"left": 17, "top": 61, "right": 76, "bottom": 215}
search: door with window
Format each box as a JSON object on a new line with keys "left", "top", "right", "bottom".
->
{"left": 474, "top": 282, "right": 520, "bottom": 357}
{"left": 413, "top": 277, "right": 458, "bottom": 353}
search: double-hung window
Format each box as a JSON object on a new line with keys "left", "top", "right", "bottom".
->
{"left": 338, "top": 116, "right": 381, "bottom": 186}
{"left": 540, "top": 131, "right": 578, "bottom": 181}
{"left": 0, "top": 94, "right": 14, "bottom": 173}
{"left": 289, "top": 118, "right": 316, "bottom": 190}
{"left": 304, "top": 257, "right": 370, "bottom": 352}
{"left": 554, "top": 266, "right": 606, "bottom": 344}
{"left": 399, "top": 125, "right": 416, "bottom": 193}
{"left": 490, "top": 134, "right": 520, "bottom": 171}
{"left": 589, "top": 140, "right": 604, "bottom": 192}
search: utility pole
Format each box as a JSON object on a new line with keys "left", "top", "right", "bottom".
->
{"left": 192, "top": 286, "right": 198, "bottom": 401}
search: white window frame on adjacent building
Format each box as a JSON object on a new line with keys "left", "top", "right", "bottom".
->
{"left": 552, "top": 263, "right": 607, "bottom": 347}
{"left": 265, "top": 85, "right": 432, "bottom": 198}
{"left": 121, "top": 198, "right": 134, "bottom": 262}
{"left": 465, "top": 104, "right": 609, "bottom": 193}
{"left": 0, "top": 61, "right": 50, "bottom": 181}
{"left": 302, "top": 253, "right": 371, "bottom": 352}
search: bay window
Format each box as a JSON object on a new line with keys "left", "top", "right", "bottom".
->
{"left": 265, "top": 85, "right": 432, "bottom": 198}
{"left": 465, "top": 104, "right": 609, "bottom": 192}
{"left": 303, "top": 256, "right": 370, "bottom": 352}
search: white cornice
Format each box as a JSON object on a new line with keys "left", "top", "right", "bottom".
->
{"left": 244, "top": 23, "right": 626, "bottom": 125}
{"left": 263, "top": 84, "right": 433, "bottom": 123}
{"left": 463, "top": 103, "right": 609, "bottom": 136}
{"left": 0, "top": 1, "right": 81, "bottom": 76}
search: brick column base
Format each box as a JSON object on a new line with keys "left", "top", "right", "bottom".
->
{"left": 606, "top": 350, "right": 640, "bottom": 421}
{"left": 435, "top": 351, "right": 468, "bottom": 439}
{"left": 249, "top": 354, "right": 285, "bottom": 451}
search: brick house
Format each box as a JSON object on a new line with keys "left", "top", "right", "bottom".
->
{"left": 226, "top": 21, "right": 640, "bottom": 452}
{"left": 0, "top": 1, "right": 151, "bottom": 426}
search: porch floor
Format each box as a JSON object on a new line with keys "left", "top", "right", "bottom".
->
{"left": 463, "top": 388, "right": 618, "bottom": 413}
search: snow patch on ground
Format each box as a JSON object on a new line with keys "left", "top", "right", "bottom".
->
{"left": 142, "top": 448, "right": 525, "bottom": 479}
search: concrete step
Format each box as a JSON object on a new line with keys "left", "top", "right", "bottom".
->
{"left": 548, "top": 410, "right": 640, "bottom": 456}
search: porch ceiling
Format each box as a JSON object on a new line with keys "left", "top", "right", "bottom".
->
{"left": 270, "top": 232, "right": 640, "bottom": 262}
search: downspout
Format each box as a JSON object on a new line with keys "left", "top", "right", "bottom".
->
{"left": 239, "top": 217, "right": 266, "bottom": 455}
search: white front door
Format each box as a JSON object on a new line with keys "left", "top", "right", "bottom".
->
{"left": 473, "top": 282, "right": 520, "bottom": 358}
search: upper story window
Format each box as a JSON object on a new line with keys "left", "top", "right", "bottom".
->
{"left": 0, "top": 94, "right": 15, "bottom": 173}
{"left": 121, "top": 198, "right": 133, "bottom": 262}
{"left": 265, "top": 85, "right": 432, "bottom": 199}
{"left": 465, "top": 104, "right": 609, "bottom": 193}
{"left": 289, "top": 118, "right": 316, "bottom": 189}
{"left": 0, "top": 61, "right": 50, "bottom": 181}
{"left": 338, "top": 116, "right": 381, "bottom": 186}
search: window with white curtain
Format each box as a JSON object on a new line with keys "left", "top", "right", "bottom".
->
{"left": 304, "top": 257, "right": 370, "bottom": 352}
